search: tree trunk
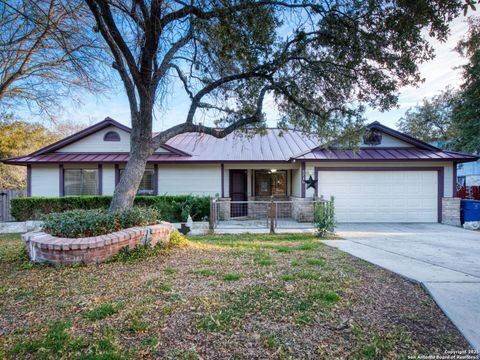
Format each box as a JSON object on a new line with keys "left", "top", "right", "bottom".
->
{"left": 109, "top": 108, "right": 154, "bottom": 211}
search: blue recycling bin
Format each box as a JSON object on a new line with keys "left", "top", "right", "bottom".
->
{"left": 461, "top": 200, "right": 480, "bottom": 223}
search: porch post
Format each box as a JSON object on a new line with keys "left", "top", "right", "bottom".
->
{"left": 59, "top": 164, "right": 64, "bottom": 196}
{"left": 153, "top": 164, "right": 158, "bottom": 195}
{"left": 97, "top": 164, "right": 103, "bottom": 195}
{"left": 26, "top": 165, "right": 31, "bottom": 197}
{"left": 452, "top": 161, "right": 457, "bottom": 197}
{"left": 301, "top": 161, "right": 306, "bottom": 198}
{"left": 269, "top": 198, "right": 275, "bottom": 234}
{"left": 114, "top": 164, "right": 120, "bottom": 186}
{"left": 221, "top": 163, "right": 224, "bottom": 198}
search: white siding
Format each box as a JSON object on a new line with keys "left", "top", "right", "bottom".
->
{"left": 291, "top": 168, "right": 301, "bottom": 197}
{"left": 31, "top": 165, "right": 59, "bottom": 197}
{"left": 102, "top": 164, "right": 116, "bottom": 195}
{"left": 357, "top": 133, "right": 412, "bottom": 148}
{"left": 56, "top": 126, "right": 131, "bottom": 152}
{"left": 158, "top": 164, "right": 221, "bottom": 196}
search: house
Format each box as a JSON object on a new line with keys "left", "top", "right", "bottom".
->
{"left": 430, "top": 140, "right": 480, "bottom": 188}
{"left": 2, "top": 117, "right": 477, "bottom": 223}
{"left": 457, "top": 161, "right": 480, "bottom": 187}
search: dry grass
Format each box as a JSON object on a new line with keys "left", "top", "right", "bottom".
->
{"left": 0, "top": 232, "right": 471, "bottom": 359}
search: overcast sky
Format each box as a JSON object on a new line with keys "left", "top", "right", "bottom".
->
{"left": 42, "top": 14, "right": 474, "bottom": 132}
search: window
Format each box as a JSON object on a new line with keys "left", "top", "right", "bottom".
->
{"left": 119, "top": 169, "right": 155, "bottom": 195}
{"left": 254, "top": 170, "right": 287, "bottom": 196}
{"left": 103, "top": 131, "right": 120, "bottom": 141}
{"left": 64, "top": 169, "right": 98, "bottom": 196}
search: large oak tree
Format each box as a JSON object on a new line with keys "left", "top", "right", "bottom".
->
{"left": 83, "top": 0, "right": 474, "bottom": 210}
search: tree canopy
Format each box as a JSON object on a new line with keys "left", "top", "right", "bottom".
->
{"left": 0, "top": 113, "right": 88, "bottom": 189}
{"left": 397, "top": 88, "right": 459, "bottom": 144}
{"left": 451, "top": 16, "right": 480, "bottom": 153}
{"left": 0, "top": 0, "right": 106, "bottom": 118}
{"left": 396, "top": 16, "right": 480, "bottom": 153}
{"left": 0, "top": 114, "right": 59, "bottom": 189}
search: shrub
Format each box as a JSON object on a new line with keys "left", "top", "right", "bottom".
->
{"left": 42, "top": 207, "right": 159, "bottom": 238}
{"left": 314, "top": 198, "right": 335, "bottom": 237}
{"left": 11, "top": 195, "right": 210, "bottom": 222}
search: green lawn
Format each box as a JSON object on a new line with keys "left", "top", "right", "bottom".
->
{"left": 0, "top": 232, "right": 470, "bottom": 359}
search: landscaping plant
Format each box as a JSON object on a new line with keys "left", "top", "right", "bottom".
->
{"left": 11, "top": 195, "right": 209, "bottom": 222}
{"left": 42, "top": 207, "right": 159, "bottom": 238}
{"left": 314, "top": 197, "right": 335, "bottom": 237}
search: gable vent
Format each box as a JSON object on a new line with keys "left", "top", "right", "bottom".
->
{"left": 103, "top": 131, "right": 120, "bottom": 142}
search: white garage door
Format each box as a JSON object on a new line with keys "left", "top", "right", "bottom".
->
{"left": 317, "top": 170, "right": 438, "bottom": 223}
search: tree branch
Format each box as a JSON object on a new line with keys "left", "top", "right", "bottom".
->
{"left": 152, "top": 85, "right": 272, "bottom": 149}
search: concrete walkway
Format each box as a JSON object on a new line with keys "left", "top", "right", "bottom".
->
{"left": 214, "top": 219, "right": 316, "bottom": 234}
{"left": 323, "top": 223, "right": 480, "bottom": 352}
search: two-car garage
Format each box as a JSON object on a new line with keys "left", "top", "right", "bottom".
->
{"left": 316, "top": 168, "right": 440, "bottom": 223}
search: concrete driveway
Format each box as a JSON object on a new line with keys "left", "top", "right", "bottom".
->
{"left": 323, "top": 223, "right": 480, "bottom": 352}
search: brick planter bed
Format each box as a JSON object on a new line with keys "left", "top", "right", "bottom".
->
{"left": 22, "top": 222, "right": 173, "bottom": 265}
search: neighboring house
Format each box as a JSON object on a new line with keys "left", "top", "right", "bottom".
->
{"left": 2, "top": 118, "right": 477, "bottom": 223}
{"left": 457, "top": 161, "right": 480, "bottom": 187}
{"left": 430, "top": 140, "right": 480, "bottom": 187}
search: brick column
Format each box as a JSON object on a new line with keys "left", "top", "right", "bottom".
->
{"left": 218, "top": 197, "right": 231, "bottom": 220}
{"left": 442, "top": 197, "right": 461, "bottom": 227}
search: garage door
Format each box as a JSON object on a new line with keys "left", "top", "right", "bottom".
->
{"left": 317, "top": 170, "right": 438, "bottom": 223}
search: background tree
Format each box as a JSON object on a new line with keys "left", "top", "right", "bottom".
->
{"left": 0, "top": 113, "right": 61, "bottom": 189}
{"left": 0, "top": 113, "right": 89, "bottom": 189}
{"left": 83, "top": 0, "right": 473, "bottom": 210}
{"left": 397, "top": 88, "right": 459, "bottom": 144}
{"left": 0, "top": 0, "right": 106, "bottom": 119}
{"left": 451, "top": 16, "right": 480, "bottom": 153}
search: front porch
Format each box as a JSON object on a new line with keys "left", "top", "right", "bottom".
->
{"left": 210, "top": 198, "right": 321, "bottom": 233}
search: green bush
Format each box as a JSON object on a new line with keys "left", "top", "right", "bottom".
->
{"left": 42, "top": 207, "right": 159, "bottom": 238}
{"left": 11, "top": 195, "right": 210, "bottom": 222}
{"left": 314, "top": 198, "right": 335, "bottom": 237}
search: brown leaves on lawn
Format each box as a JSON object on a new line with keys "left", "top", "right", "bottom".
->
{"left": 0, "top": 233, "right": 471, "bottom": 359}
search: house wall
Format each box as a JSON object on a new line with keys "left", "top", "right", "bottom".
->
{"left": 305, "top": 161, "right": 455, "bottom": 198}
{"left": 28, "top": 160, "right": 454, "bottom": 200}
{"left": 457, "top": 160, "right": 480, "bottom": 177}
{"left": 157, "top": 164, "right": 221, "bottom": 196}
{"left": 361, "top": 133, "right": 412, "bottom": 148}
{"left": 56, "top": 126, "right": 131, "bottom": 153}
{"left": 291, "top": 168, "right": 301, "bottom": 197}
{"left": 31, "top": 165, "right": 59, "bottom": 197}
{"left": 102, "top": 164, "right": 116, "bottom": 195}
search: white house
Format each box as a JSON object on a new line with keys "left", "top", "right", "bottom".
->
{"left": 3, "top": 117, "right": 477, "bottom": 223}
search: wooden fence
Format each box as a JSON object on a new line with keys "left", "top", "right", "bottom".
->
{"left": 0, "top": 189, "right": 26, "bottom": 222}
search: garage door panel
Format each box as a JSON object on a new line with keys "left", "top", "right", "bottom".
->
{"left": 317, "top": 170, "right": 438, "bottom": 223}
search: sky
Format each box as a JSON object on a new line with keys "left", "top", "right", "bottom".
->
{"left": 35, "top": 14, "right": 473, "bottom": 132}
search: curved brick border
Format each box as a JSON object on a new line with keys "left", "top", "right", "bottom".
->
{"left": 22, "top": 222, "right": 173, "bottom": 265}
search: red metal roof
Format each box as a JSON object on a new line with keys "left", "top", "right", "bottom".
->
{"left": 2, "top": 121, "right": 478, "bottom": 165}
{"left": 292, "top": 148, "right": 477, "bottom": 162}
{"left": 5, "top": 129, "right": 318, "bottom": 164}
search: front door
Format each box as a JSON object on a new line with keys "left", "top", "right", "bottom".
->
{"left": 230, "top": 170, "right": 248, "bottom": 217}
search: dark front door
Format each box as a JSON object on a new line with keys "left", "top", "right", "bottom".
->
{"left": 230, "top": 170, "right": 248, "bottom": 217}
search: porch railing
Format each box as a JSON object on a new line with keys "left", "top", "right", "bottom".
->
{"left": 209, "top": 198, "right": 330, "bottom": 232}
